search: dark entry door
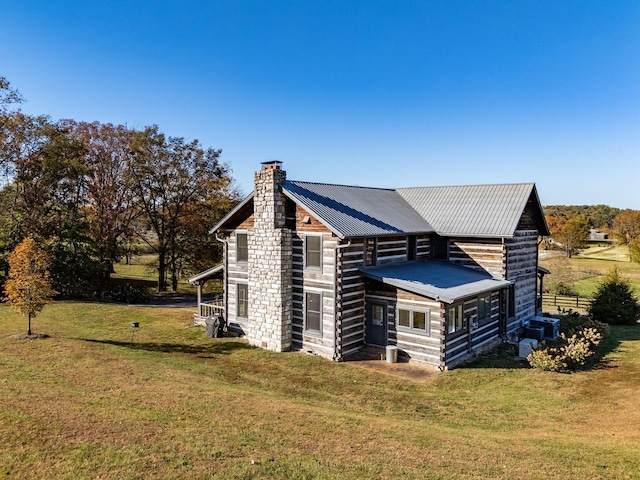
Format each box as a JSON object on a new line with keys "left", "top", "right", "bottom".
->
{"left": 366, "top": 301, "right": 387, "bottom": 346}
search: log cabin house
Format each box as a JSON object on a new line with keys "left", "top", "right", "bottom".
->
{"left": 189, "top": 161, "right": 549, "bottom": 369}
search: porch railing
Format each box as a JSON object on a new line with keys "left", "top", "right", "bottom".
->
{"left": 199, "top": 295, "right": 225, "bottom": 319}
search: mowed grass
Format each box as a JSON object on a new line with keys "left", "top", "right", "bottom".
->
{"left": 541, "top": 245, "right": 640, "bottom": 298}
{"left": 111, "top": 256, "right": 222, "bottom": 296}
{"left": 1, "top": 303, "right": 640, "bottom": 479}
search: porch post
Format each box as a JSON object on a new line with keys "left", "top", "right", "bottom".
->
{"left": 197, "top": 282, "right": 203, "bottom": 317}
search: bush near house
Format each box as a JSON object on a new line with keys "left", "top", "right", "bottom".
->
{"left": 527, "top": 315, "right": 609, "bottom": 373}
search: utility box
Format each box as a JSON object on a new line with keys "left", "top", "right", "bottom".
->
{"left": 519, "top": 338, "right": 538, "bottom": 359}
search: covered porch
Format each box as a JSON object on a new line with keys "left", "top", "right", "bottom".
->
{"left": 188, "top": 264, "right": 224, "bottom": 325}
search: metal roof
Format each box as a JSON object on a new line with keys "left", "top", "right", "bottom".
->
{"left": 359, "top": 261, "right": 512, "bottom": 304}
{"left": 188, "top": 264, "right": 224, "bottom": 284}
{"left": 396, "top": 183, "right": 537, "bottom": 237}
{"left": 212, "top": 179, "right": 546, "bottom": 239}
{"left": 283, "top": 181, "right": 434, "bottom": 239}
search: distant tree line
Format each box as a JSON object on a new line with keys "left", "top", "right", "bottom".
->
{"left": 0, "top": 76, "right": 239, "bottom": 297}
{"left": 544, "top": 204, "right": 640, "bottom": 261}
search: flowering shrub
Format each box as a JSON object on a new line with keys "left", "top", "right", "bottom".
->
{"left": 527, "top": 317, "right": 608, "bottom": 372}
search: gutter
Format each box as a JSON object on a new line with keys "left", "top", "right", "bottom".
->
{"left": 333, "top": 239, "right": 352, "bottom": 361}
{"left": 215, "top": 233, "right": 229, "bottom": 323}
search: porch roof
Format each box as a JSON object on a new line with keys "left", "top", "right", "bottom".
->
{"left": 359, "top": 261, "right": 512, "bottom": 304}
{"left": 188, "top": 264, "right": 224, "bottom": 284}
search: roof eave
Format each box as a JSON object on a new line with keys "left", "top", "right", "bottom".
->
{"left": 281, "top": 188, "right": 346, "bottom": 239}
{"left": 209, "top": 193, "right": 254, "bottom": 234}
{"left": 188, "top": 264, "right": 224, "bottom": 284}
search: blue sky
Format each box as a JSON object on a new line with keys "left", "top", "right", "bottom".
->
{"left": 2, "top": 1, "right": 639, "bottom": 208}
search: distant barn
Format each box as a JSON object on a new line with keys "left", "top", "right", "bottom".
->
{"left": 589, "top": 229, "right": 609, "bottom": 240}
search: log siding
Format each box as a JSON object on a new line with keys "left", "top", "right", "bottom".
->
{"left": 290, "top": 211, "right": 336, "bottom": 359}
{"left": 505, "top": 230, "right": 539, "bottom": 336}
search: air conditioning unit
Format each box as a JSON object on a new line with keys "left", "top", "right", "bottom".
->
{"left": 524, "top": 326, "right": 545, "bottom": 341}
{"left": 530, "top": 317, "right": 560, "bottom": 340}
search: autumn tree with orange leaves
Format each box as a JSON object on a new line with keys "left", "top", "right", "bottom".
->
{"left": 3, "top": 237, "right": 56, "bottom": 336}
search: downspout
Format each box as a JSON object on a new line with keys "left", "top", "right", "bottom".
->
{"left": 215, "top": 233, "right": 228, "bottom": 322}
{"left": 333, "top": 239, "right": 352, "bottom": 361}
{"left": 502, "top": 237, "right": 508, "bottom": 340}
{"left": 537, "top": 236, "right": 543, "bottom": 315}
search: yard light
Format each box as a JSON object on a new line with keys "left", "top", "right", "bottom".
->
{"left": 130, "top": 322, "right": 139, "bottom": 343}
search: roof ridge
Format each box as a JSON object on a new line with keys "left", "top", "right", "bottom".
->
{"left": 288, "top": 179, "right": 396, "bottom": 192}
{"left": 396, "top": 182, "right": 534, "bottom": 190}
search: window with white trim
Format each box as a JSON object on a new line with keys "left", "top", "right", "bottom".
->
{"left": 237, "top": 283, "right": 248, "bottom": 318}
{"left": 305, "top": 234, "right": 322, "bottom": 269}
{"left": 236, "top": 232, "right": 248, "bottom": 263}
{"left": 397, "top": 306, "right": 430, "bottom": 334}
{"left": 447, "top": 303, "right": 465, "bottom": 334}
{"left": 304, "top": 291, "right": 322, "bottom": 335}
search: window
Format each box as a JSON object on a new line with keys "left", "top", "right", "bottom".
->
{"left": 236, "top": 233, "right": 248, "bottom": 263}
{"left": 365, "top": 238, "right": 377, "bottom": 266}
{"left": 447, "top": 303, "right": 464, "bottom": 334}
{"left": 407, "top": 235, "right": 417, "bottom": 261}
{"left": 237, "top": 283, "right": 248, "bottom": 318}
{"left": 397, "top": 306, "right": 430, "bottom": 334}
{"left": 305, "top": 291, "right": 322, "bottom": 334}
{"left": 305, "top": 235, "right": 322, "bottom": 269}
{"left": 478, "top": 293, "right": 492, "bottom": 324}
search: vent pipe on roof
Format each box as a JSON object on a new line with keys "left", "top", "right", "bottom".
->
{"left": 261, "top": 160, "right": 282, "bottom": 170}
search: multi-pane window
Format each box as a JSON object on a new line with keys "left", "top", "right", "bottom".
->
{"left": 478, "top": 293, "right": 492, "bottom": 325}
{"left": 237, "top": 283, "right": 248, "bottom": 318}
{"left": 397, "top": 307, "right": 430, "bottom": 334}
{"left": 305, "top": 291, "right": 322, "bottom": 334}
{"left": 236, "top": 233, "right": 248, "bottom": 263}
{"left": 447, "top": 303, "right": 464, "bottom": 334}
{"left": 305, "top": 235, "right": 322, "bottom": 269}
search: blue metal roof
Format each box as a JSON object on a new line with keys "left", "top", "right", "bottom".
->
{"left": 359, "top": 261, "right": 512, "bottom": 304}
{"left": 283, "top": 181, "right": 434, "bottom": 239}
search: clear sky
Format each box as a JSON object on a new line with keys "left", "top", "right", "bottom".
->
{"left": 2, "top": 1, "right": 639, "bottom": 208}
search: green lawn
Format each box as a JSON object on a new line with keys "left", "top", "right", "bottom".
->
{"left": 541, "top": 245, "right": 640, "bottom": 298}
{"left": 1, "top": 302, "right": 639, "bottom": 479}
{"left": 111, "top": 255, "right": 222, "bottom": 296}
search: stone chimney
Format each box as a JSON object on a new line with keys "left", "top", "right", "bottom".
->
{"left": 247, "top": 161, "right": 292, "bottom": 351}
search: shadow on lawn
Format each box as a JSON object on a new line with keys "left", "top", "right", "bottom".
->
{"left": 81, "top": 338, "right": 254, "bottom": 357}
{"left": 590, "top": 325, "right": 640, "bottom": 370}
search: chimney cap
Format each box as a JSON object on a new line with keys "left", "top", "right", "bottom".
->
{"left": 261, "top": 160, "right": 283, "bottom": 170}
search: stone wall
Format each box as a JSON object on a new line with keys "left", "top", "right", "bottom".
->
{"left": 247, "top": 166, "right": 293, "bottom": 351}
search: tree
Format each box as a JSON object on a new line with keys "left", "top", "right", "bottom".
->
{"left": 543, "top": 214, "right": 566, "bottom": 250}
{"left": 630, "top": 240, "right": 640, "bottom": 264}
{"left": 129, "top": 126, "right": 234, "bottom": 292}
{"left": 0, "top": 76, "right": 23, "bottom": 112}
{"left": 613, "top": 209, "right": 640, "bottom": 261}
{"left": 1, "top": 76, "right": 25, "bottom": 178}
{"left": 61, "top": 120, "right": 138, "bottom": 288}
{"left": 555, "top": 217, "right": 589, "bottom": 258}
{"left": 588, "top": 266, "right": 640, "bottom": 325}
{"left": 3, "top": 237, "right": 56, "bottom": 335}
